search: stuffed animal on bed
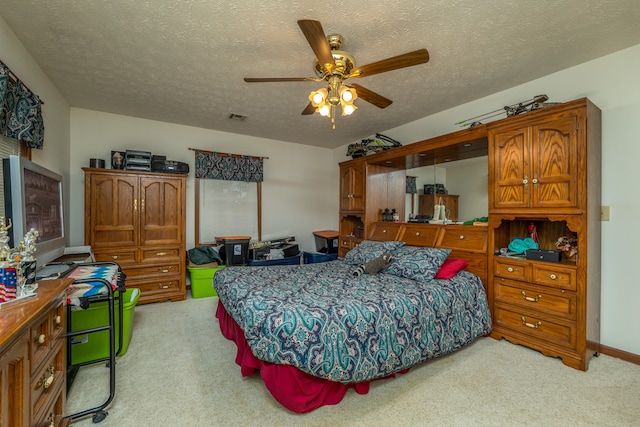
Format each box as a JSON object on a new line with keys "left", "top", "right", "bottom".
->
{"left": 353, "top": 253, "right": 393, "bottom": 276}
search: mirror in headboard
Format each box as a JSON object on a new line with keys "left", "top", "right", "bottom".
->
{"left": 367, "top": 126, "right": 489, "bottom": 223}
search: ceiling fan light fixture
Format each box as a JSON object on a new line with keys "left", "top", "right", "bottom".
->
{"left": 309, "top": 88, "right": 328, "bottom": 106}
{"left": 342, "top": 103, "right": 357, "bottom": 116}
{"left": 318, "top": 104, "right": 331, "bottom": 117}
{"left": 340, "top": 85, "right": 357, "bottom": 103}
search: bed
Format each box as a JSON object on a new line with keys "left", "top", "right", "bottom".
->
{"left": 214, "top": 240, "right": 492, "bottom": 413}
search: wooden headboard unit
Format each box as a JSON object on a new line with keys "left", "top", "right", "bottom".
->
{"left": 367, "top": 222, "right": 488, "bottom": 289}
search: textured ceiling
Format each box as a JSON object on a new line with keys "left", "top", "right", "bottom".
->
{"left": 1, "top": 1, "right": 639, "bottom": 149}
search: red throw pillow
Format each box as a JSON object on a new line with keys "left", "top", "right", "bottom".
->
{"left": 435, "top": 258, "right": 469, "bottom": 279}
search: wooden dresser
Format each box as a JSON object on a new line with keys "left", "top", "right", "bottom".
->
{"left": 487, "top": 98, "right": 601, "bottom": 370}
{"left": 83, "top": 168, "right": 187, "bottom": 304}
{"left": 0, "top": 279, "right": 72, "bottom": 427}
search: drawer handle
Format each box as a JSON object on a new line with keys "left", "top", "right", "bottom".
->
{"left": 521, "top": 291, "right": 542, "bottom": 302}
{"left": 37, "top": 365, "right": 56, "bottom": 390}
{"left": 112, "top": 255, "right": 119, "bottom": 260}
{"left": 54, "top": 315, "right": 62, "bottom": 325}
{"left": 157, "top": 252, "right": 167, "bottom": 256}
{"left": 158, "top": 282, "right": 173, "bottom": 289}
{"left": 506, "top": 267, "right": 520, "bottom": 273}
{"left": 546, "top": 273, "right": 564, "bottom": 280}
{"left": 47, "top": 413, "right": 55, "bottom": 427}
{"left": 521, "top": 316, "right": 541, "bottom": 329}
{"left": 37, "top": 333, "right": 47, "bottom": 344}
{"left": 459, "top": 235, "right": 466, "bottom": 240}
{"left": 159, "top": 267, "right": 173, "bottom": 273}
{"left": 382, "top": 229, "right": 387, "bottom": 233}
{"left": 415, "top": 232, "right": 421, "bottom": 236}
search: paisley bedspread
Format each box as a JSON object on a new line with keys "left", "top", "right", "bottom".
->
{"left": 214, "top": 260, "right": 491, "bottom": 384}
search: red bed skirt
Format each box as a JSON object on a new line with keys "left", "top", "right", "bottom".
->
{"left": 216, "top": 301, "right": 399, "bottom": 413}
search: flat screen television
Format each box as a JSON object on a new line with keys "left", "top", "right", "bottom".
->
{"left": 3, "top": 155, "right": 66, "bottom": 267}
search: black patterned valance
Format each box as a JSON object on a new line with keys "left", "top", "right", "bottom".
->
{"left": 406, "top": 176, "right": 417, "bottom": 194}
{"left": 194, "top": 150, "right": 264, "bottom": 182}
{"left": 0, "top": 61, "right": 44, "bottom": 149}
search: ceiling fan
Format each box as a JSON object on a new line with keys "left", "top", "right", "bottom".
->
{"left": 244, "top": 19, "right": 430, "bottom": 128}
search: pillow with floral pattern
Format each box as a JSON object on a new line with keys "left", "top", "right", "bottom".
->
{"left": 383, "top": 246, "right": 451, "bottom": 282}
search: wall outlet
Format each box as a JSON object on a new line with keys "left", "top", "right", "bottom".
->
{"left": 600, "top": 205, "right": 611, "bottom": 221}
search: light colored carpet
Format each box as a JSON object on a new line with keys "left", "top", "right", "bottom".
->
{"left": 65, "top": 296, "right": 640, "bottom": 426}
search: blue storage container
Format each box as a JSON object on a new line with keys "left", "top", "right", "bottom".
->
{"left": 248, "top": 253, "right": 302, "bottom": 266}
{"left": 303, "top": 251, "right": 339, "bottom": 264}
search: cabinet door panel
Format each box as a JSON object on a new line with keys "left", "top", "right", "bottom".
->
{"left": 88, "top": 173, "right": 138, "bottom": 247}
{"left": 530, "top": 117, "right": 578, "bottom": 208}
{"left": 340, "top": 165, "right": 364, "bottom": 212}
{"left": 0, "top": 331, "right": 30, "bottom": 427}
{"left": 491, "top": 129, "right": 529, "bottom": 209}
{"left": 140, "top": 177, "right": 184, "bottom": 246}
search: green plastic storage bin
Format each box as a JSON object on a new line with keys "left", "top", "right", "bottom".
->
{"left": 187, "top": 265, "right": 225, "bottom": 298}
{"left": 69, "top": 288, "right": 140, "bottom": 365}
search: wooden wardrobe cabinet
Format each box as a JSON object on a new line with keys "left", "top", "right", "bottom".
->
{"left": 338, "top": 158, "right": 405, "bottom": 257}
{"left": 1, "top": 279, "right": 71, "bottom": 427}
{"left": 83, "top": 168, "right": 187, "bottom": 304}
{"left": 487, "top": 98, "right": 601, "bottom": 371}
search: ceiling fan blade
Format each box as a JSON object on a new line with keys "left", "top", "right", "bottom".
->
{"left": 301, "top": 102, "right": 316, "bottom": 115}
{"left": 349, "top": 83, "right": 393, "bottom": 109}
{"left": 298, "top": 19, "right": 336, "bottom": 71}
{"left": 352, "top": 49, "right": 429, "bottom": 78}
{"left": 244, "top": 77, "right": 315, "bottom": 82}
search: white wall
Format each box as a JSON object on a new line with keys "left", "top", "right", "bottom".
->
{"left": 334, "top": 44, "right": 640, "bottom": 355}
{"left": 69, "top": 109, "right": 339, "bottom": 252}
{"left": 0, "top": 15, "right": 71, "bottom": 238}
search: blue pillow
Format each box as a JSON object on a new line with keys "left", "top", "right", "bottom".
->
{"left": 343, "top": 240, "right": 405, "bottom": 265}
{"left": 384, "top": 246, "right": 451, "bottom": 282}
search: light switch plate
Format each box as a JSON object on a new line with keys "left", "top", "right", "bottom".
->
{"left": 601, "top": 205, "right": 611, "bottom": 221}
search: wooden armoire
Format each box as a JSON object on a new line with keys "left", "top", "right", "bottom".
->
{"left": 487, "top": 98, "right": 601, "bottom": 371}
{"left": 83, "top": 168, "right": 187, "bottom": 304}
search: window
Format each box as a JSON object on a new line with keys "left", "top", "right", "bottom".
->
{"left": 196, "top": 179, "right": 259, "bottom": 244}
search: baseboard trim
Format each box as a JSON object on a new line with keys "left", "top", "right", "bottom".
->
{"left": 598, "top": 344, "right": 640, "bottom": 365}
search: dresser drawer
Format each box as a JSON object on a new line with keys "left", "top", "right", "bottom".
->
{"left": 532, "top": 264, "right": 577, "bottom": 291}
{"left": 493, "top": 258, "right": 530, "bottom": 281}
{"left": 436, "top": 225, "right": 487, "bottom": 252}
{"left": 494, "top": 278, "right": 576, "bottom": 320}
{"left": 121, "top": 262, "right": 182, "bottom": 279}
{"left": 94, "top": 248, "right": 137, "bottom": 265}
{"left": 368, "top": 222, "right": 403, "bottom": 241}
{"left": 29, "top": 312, "right": 52, "bottom": 375}
{"left": 400, "top": 224, "right": 439, "bottom": 247}
{"left": 49, "top": 299, "right": 66, "bottom": 342}
{"left": 33, "top": 384, "right": 66, "bottom": 427}
{"left": 129, "top": 277, "right": 183, "bottom": 293}
{"left": 494, "top": 306, "right": 576, "bottom": 349}
{"left": 30, "top": 341, "right": 65, "bottom": 423}
{"left": 141, "top": 247, "right": 181, "bottom": 262}
{"left": 339, "top": 237, "right": 357, "bottom": 250}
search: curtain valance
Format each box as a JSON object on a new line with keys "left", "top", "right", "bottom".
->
{"left": 194, "top": 149, "right": 264, "bottom": 182}
{"left": 0, "top": 61, "right": 44, "bottom": 149}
